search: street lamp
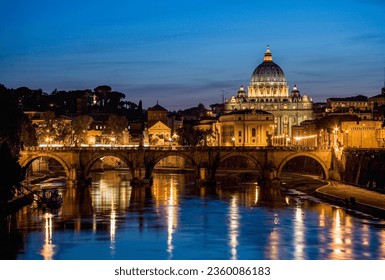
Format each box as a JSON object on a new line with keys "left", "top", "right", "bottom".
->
{"left": 231, "top": 136, "right": 235, "bottom": 147}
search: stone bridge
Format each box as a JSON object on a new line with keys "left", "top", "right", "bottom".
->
{"left": 19, "top": 146, "right": 337, "bottom": 185}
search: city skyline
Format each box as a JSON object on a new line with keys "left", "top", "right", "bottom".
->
{"left": 1, "top": 0, "right": 385, "bottom": 110}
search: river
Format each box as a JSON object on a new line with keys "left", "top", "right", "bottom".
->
{"left": 1, "top": 171, "right": 385, "bottom": 260}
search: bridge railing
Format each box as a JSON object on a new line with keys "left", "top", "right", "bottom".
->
{"left": 22, "top": 145, "right": 333, "bottom": 153}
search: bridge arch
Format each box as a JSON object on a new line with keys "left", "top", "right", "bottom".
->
{"left": 83, "top": 151, "right": 131, "bottom": 178}
{"left": 277, "top": 152, "right": 329, "bottom": 179}
{"left": 218, "top": 153, "right": 263, "bottom": 177}
{"left": 19, "top": 153, "right": 71, "bottom": 179}
{"left": 153, "top": 152, "right": 198, "bottom": 171}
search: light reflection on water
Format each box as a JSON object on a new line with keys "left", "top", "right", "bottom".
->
{"left": 2, "top": 171, "right": 385, "bottom": 260}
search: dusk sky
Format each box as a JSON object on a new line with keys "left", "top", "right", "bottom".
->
{"left": 1, "top": 0, "right": 385, "bottom": 110}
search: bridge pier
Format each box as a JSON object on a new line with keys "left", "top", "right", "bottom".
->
{"left": 133, "top": 168, "right": 145, "bottom": 180}
{"left": 69, "top": 164, "right": 79, "bottom": 182}
{"left": 199, "top": 167, "right": 208, "bottom": 180}
{"left": 263, "top": 166, "right": 278, "bottom": 181}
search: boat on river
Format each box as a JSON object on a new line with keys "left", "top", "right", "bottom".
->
{"left": 37, "top": 188, "right": 63, "bottom": 209}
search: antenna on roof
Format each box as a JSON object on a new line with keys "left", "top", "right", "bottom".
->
{"left": 220, "top": 90, "right": 226, "bottom": 104}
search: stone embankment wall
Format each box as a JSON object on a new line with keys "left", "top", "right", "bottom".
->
{"left": 343, "top": 150, "right": 385, "bottom": 189}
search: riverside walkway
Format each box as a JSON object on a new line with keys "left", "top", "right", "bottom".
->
{"left": 316, "top": 181, "right": 385, "bottom": 218}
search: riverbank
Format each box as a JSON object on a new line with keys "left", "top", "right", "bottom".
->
{"left": 280, "top": 172, "right": 385, "bottom": 219}
{"left": 316, "top": 182, "right": 385, "bottom": 219}
{"left": 0, "top": 194, "right": 33, "bottom": 219}
{"left": 280, "top": 172, "right": 327, "bottom": 195}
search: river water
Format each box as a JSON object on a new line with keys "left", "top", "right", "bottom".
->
{"left": 1, "top": 171, "right": 385, "bottom": 260}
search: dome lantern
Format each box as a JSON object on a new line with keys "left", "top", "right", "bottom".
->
{"left": 264, "top": 45, "right": 273, "bottom": 62}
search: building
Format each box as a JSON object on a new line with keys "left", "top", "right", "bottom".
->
{"left": 146, "top": 102, "right": 173, "bottom": 146}
{"left": 290, "top": 120, "right": 318, "bottom": 147}
{"left": 370, "top": 85, "right": 385, "bottom": 107}
{"left": 217, "top": 109, "right": 274, "bottom": 146}
{"left": 146, "top": 102, "right": 168, "bottom": 128}
{"left": 369, "top": 86, "right": 385, "bottom": 121}
{"left": 325, "top": 95, "right": 373, "bottom": 120}
{"left": 340, "top": 120, "right": 383, "bottom": 148}
{"left": 147, "top": 121, "right": 172, "bottom": 146}
{"left": 224, "top": 46, "right": 313, "bottom": 137}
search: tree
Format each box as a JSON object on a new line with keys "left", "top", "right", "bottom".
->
{"left": 0, "top": 85, "right": 27, "bottom": 202}
{"left": 104, "top": 91, "right": 125, "bottom": 112}
{"left": 35, "top": 111, "right": 56, "bottom": 145}
{"left": 177, "top": 125, "right": 209, "bottom": 146}
{"left": 20, "top": 114, "right": 38, "bottom": 147}
{"left": 72, "top": 115, "right": 93, "bottom": 146}
{"left": 107, "top": 114, "right": 128, "bottom": 144}
{"left": 0, "top": 85, "right": 25, "bottom": 156}
{"left": 0, "top": 145, "right": 24, "bottom": 202}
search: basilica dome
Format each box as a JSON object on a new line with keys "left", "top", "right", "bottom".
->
{"left": 248, "top": 46, "right": 289, "bottom": 98}
{"left": 250, "top": 46, "right": 286, "bottom": 84}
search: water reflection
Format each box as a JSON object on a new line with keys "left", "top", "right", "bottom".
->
{"left": 2, "top": 171, "right": 385, "bottom": 260}
{"left": 228, "top": 195, "right": 239, "bottom": 260}
{"left": 40, "top": 213, "right": 55, "bottom": 260}
{"left": 294, "top": 205, "right": 305, "bottom": 260}
{"left": 152, "top": 174, "right": 180, "bottom": 259}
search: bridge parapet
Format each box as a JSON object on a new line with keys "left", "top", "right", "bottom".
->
{"left": 23, "top": 145, "right": 332, "bottom": 153}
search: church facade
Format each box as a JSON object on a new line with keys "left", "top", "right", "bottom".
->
{"left": 224, "top": 47, "right": 314, "bottom": 137}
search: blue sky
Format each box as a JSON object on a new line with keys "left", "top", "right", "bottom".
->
{"left": 1, "top": 0, "right": 385, "bottom": 110}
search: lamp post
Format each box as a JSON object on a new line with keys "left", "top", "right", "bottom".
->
{"left": 231, "top": 136, "right": 235, "bottom": 147}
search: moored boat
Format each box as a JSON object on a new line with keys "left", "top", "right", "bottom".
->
{"left": 37, "top": 188, "right": 63, "bottom": 209}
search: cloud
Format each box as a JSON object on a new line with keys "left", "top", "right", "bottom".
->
{"left": 120, "top": 79, "right": 244, "bottom": 110}
{"left": 347, "top": 33, "right": 385, "bottom": 45}
{"left": 356, "top": 0, "right": 385, "bottom": 7}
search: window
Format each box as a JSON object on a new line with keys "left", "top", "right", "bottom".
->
{"left": 238, "top": 131, "right": 242, "bottom": 137}
{"left": 252, "top": 128, "right": 256, "bottom": 137}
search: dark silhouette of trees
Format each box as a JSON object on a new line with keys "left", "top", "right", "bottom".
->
{"left": 0, "top": 85, "right": 28, "bottom": 202}
{"left": 177, "top": 125, "right": 210, "bottom": 146}
{"left": 0, "top": 145, "right": 24, "bottom": 202}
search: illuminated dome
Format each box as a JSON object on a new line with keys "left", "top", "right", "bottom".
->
{"left": 251, "top": 47, "right": 286, "bottom": 84}
{"left": 248, "top": 46, "right": 289, "bottom": 98}
{"left": 236, "top": 85, "right": 247, "bottom": 97}
{"left": 290, "top": 85, "right": 302, "bottom": 102}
